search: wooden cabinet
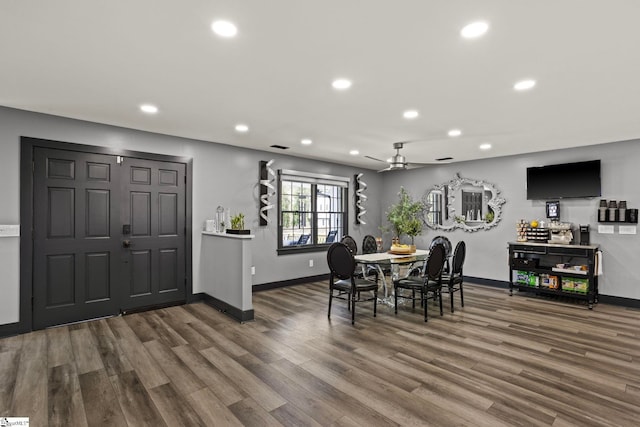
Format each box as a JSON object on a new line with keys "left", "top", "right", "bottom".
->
{"left": 508, "top": 242, "right": 600, "bottom": 309}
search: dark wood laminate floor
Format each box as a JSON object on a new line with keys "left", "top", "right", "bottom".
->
{"left": 2, "top": 283, "right": 640, "bottom": 426}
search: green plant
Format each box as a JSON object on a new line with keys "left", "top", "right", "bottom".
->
{"left": 231, "top": 212, "right": 245, "bottom": 230}
{"left": 385, "top": 187, "right": 425, "bottom": 244}
{"left": 485, "top": 209, "right": 495, "bottom": 223}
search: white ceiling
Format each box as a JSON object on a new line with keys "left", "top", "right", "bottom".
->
{"left": 2, "top": 1, "right": 639, "bottom": 170}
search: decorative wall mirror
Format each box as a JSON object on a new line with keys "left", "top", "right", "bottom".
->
{"left": 424, "top": 173, "right": 506, "bottom": 232}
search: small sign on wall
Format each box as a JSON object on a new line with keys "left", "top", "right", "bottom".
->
{"left": 619, "top": 225, "right": 637, "bottom": 235}
{"left": 0, "top": 224, "right": 20, "bottom": 237}
{"left": 597, "top": 225, "right": 614, "bottom": 234}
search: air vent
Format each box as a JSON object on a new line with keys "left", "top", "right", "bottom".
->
{"left": 270, "top": 144, "right": 290, "bottom": 150}
{"left": 436, "top": 157, "right": 453, "bottom": 161}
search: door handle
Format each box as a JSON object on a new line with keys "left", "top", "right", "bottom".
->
{"left": 123, "top": 240, "right": 132, "bottom": 248}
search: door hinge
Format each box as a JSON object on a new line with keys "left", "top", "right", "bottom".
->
{"left": 184, "top": 175, "right": 187, "bottom": 184}
{"left": 32, "top": 161, "right": 35, "bottom": 173}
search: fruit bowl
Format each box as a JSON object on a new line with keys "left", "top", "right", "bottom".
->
{"left": 388, "top": 244, "right": 416, "bottom": 254}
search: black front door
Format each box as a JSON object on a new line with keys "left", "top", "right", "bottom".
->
{"left": 120, "top": 157, "right": 186, "bottom": 311}
{"left": 32, "top": 147, "right": 187, "bottom": 329}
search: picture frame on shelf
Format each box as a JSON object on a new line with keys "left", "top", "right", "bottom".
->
{"left": 546, "top": 200, "right": 560, "bottom": 220}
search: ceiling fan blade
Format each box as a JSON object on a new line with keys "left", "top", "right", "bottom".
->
{"left": 406, "top": 161, "right": 443, "bottom": 167}
{"left": 365, "top": 155, "right": 388, "bottom": 163}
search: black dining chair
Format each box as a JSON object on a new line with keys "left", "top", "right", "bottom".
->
{"left": 326, "top": 242, "right": 378, "bottom": 325}
{"left": 359, "top": 234, "right": 381, "bottom": 279}
{"left": 296, "top": 234, "right": 311, "bottom": 245}
{"left": 441, "top": 240, "right": 466, "bottom": 313}
{"left": 340, "top": 235, "right": 357, "bottom": 255}
{"left": 362, "top": 235, "right": 378, "bottom": 254}
{"left": 430, "top": 235, "right": 452, "bottom": 272}
{"left": 393, "top": 244, "right": 446, "bottom": 322}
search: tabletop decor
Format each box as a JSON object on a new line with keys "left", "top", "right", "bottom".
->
{"left": 227, "top": 212, "right": 250, "bottom": 235}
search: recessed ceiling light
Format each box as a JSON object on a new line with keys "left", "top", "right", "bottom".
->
{"left": 140, "top": 104, "right": 158, "bottom": 114}
{"left": 332, "top": 79, "right": 352, "bottom": 90}
{"left": 514, "top": 79, "right": 536, "bottom": 91}
{"left": 349, "top": 149, "right": 359, "bottom": 155}
{"left": 301, "top": 139, "right": 312, "bottom": 145}
{"left": 403, "top": 110, "right": 419, "bottom": 119}
{"left": 448, "top": 129, "right": 462, "bottom": 137}
{"left": 479, "top": 143, "right": 492, "bottom": 150}
{"left": 211, "top": 20, "right": 237, "bottom": 38}
{"left": 461, "top": 21, "right": 489, "bottom": 39}
{"left": 235, "top": 124, "right": 249, "bottom": 132}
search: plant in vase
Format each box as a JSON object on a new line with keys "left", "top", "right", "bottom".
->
{"left": 384, "top": 187, "right": 426, "bottom": 251}
{"left": 227, "top": 212, "right": 250, "bottom": 234}
{"left": 231, "top": 213, "right": 245, "bottom": 230}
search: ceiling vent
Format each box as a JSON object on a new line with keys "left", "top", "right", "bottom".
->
{"left": 270, "top": 144, "right": 290, "bottom": 150}
{"left": 436, "top": 157, "right": 453, "bottom": 161}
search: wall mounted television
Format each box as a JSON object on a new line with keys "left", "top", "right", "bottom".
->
{"left": 526, "top": 160, "right": 601, "bottom": 200}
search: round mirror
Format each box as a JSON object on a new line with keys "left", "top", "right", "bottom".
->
{"left": 424, "top": 173, "right": 505, "bottom": 232}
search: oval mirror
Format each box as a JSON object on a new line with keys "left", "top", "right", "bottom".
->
{"left": 424, "top": 173, "right": 506, "bottom": 232}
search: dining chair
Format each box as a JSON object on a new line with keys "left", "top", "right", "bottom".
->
{"left": 393, "top": 244, "right": 446, "bottom": 322}
{"left": 326, "top": 242, "right": 378, "bottom": 325}
{"left": 361, "top": 235, "right": 377, "bottom": 254}
{"left": 430, "top": 235, "right": 452, "bottom": 272}
{"left": 297, "top": 234, "right": 311, "bottom": 245}
{"left": 340, "top": 235, "right": 357, "bottom": 255}
{"left": 441, "top": 240, "right": 466, "bottom": 313}
{"left": 360, "top": 234, "right": 381, "bottom": 278}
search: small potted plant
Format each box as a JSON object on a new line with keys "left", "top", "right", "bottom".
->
{"left": 226, "top": 212, "right": 250, "bottom": 234}
{"left": 384, "top": 187, "right": 425, "bottom": 252}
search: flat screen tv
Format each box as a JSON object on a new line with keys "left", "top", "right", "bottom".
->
{"left": 526, "top": 160, "right": 601, "bottom": 200}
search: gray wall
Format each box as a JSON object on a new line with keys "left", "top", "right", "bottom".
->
{"left": 380, "top": 139, "right": 640, "bottom": 300}
{"left": 0, "top": 106, "right": 383, "bottom": 325}
{"left": 1, "top": 105, "right": 637, "bottom": 326}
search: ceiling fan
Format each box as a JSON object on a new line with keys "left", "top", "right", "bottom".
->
{"left": 365, "top": 142, "right": 441, "bottom": 172}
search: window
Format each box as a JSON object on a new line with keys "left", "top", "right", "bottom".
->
{"left": 278, "top": 170, "right": 348, "bottom": 254}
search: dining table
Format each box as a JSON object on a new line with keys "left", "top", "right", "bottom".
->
{"left": 354, "top": 249, "right": 430, "bottom": 303}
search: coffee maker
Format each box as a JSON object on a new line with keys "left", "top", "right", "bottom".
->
{"left": 548, "top": 222, "right": 573, "bottom": 244}
{"left": 546, "top": 201, "right": 573, "bottom": 244}
{"left": 579, "top": 225, "right": 590, "bottom": 245}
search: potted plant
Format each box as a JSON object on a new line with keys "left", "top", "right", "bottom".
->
{"left": 384, "top": 187, "right": 425, "bottom": 249}
{"left": 226, "top": 212, "right": 250, "bottom": 234}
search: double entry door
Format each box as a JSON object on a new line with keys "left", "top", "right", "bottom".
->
{"left": 32, "top": 147, "right": 187, "bottom": 329}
